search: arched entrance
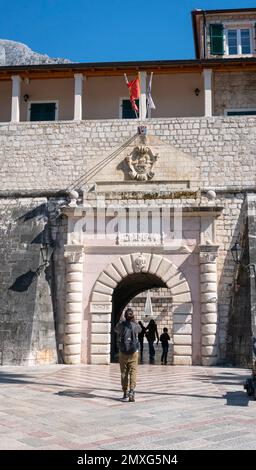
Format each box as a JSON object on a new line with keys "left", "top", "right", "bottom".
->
{"left": 111, "top": 272, "right": 167, "bottom": 361}
{"left": 90, "top": 253, "right": 193, "bottom": 365}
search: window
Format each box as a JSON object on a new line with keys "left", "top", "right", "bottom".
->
{"left": 227, "top": 30, "right": 238, "bottom": 55}
{"left": 226, "top": 28, "right": 251, "bottom": 55}
{"left": 241, "top": 29, "right": 251, "bottom": 54}
{"left": 210, "top": 23, "right": 253, "bottom": 56}
{"left": 28, "top": 101, "right": 58, "bottom": 121}
{"left": 120, "top": 98, "right": 139, "bottom": 119}
{"left": 210, "top": 24, "right": 224, "bottom": 55}
{"left": 225, "top": 108, "right": 256, "bottom": 116}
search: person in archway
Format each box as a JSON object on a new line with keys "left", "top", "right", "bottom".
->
{"left": 145, "top": 319, "right": 159, "bottom": 363}
{"left": 138, "top": 321, "right": 146, "bottom": 361}
{"left": 114, "top": 308, "right": 141, "bottom": 402}
{"left": 160, "top": 327, "right": 170, "bottom": 365}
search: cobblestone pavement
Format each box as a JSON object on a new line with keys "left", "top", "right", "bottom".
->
{"left": 0, "top": 363, "right": 255, "bottom": 450}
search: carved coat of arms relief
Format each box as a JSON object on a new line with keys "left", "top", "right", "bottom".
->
{"left": 125, "top": 145, "right": 159, "bottom": 181}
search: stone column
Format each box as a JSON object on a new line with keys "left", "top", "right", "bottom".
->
{"left": 74, "top": 73, "right": 84, "bottom": 120}
{"left": 199, "top": 245, "right": 219, "bottom": 365}
{"left": 11, "top": 75, "right": 22, "bottom": 122}
{"left": 139, "top": 71, "right": 147, "bottom": 120}
{"left": 64, "top": 245, "right": 84, "bottom": 364}
{"left": 202, "top": 69, "right": 212, "bottom": 117}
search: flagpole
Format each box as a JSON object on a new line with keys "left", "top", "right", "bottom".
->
{"left": 146, "top": 72, "right": 155, "bottom": 118}
{"left": 146, "top": 74, "right": 150, "bottom": 118}
{"left": 133, "top": 102, "right": 138, "bottom": 119}
{"left": 146, "top": 72, "right": 152, "bottom": 118}
{"left": 124, "top": 73, "right": 129, "bottom": 85}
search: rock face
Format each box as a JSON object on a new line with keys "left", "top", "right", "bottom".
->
{"left": 0, "top": 39, "right": 71, "bottom": 65}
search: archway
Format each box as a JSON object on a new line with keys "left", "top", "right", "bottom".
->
{"left": 111, "top": 272, "right": 167, "bottom": 361}
{"left": 90, "top": 253, "right": 193, "bottom": 365}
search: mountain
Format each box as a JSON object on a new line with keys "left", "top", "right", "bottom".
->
{"left": 0, "top": 39, "right": 71, "bottom": 66}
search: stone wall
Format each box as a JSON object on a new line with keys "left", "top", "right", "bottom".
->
{"left": 0, "top": 117, "right": 255, "bottom": 191}
{"left": 0, "top": 118, "right": 255, "bottom": 365}
{"left": 0, "top": 197, "right": 59, "bottom": 365}
{"left": 214, "top": 193, "right": 245, "bottom": 361}
{"left": 226, "top": 219, "right": 251, "bottom": 367}
{"left": 214, "top": 72, "right": 256, "bottom": 116}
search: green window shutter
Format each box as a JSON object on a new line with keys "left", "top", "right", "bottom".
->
{"left": 210, "top": 24, "right": 224, "bottom": 55}
{"left": 30, "top": 103, "right": 56, "bottom": 121}
{"left": 122, "top": 99, "right": 139, "bottom": 119}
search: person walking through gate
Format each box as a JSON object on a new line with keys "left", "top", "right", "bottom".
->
{"left": 145, "top": 319, "right": 159, "bottom": 363}
{"left": 160, "top": 327, "right": 170, "bottom": 365}
{"left": 114, "top": 308, "right": 141, "bottom": 402}
{"left": 138, "top": 321, "right": 146, "bottom": 361}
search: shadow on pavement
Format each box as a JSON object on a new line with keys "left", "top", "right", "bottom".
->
{"left": 0, "top": 371, "right": 68, "bottom": 388}
{"left": 57, "top": 389, "right": 123, "bottom": 402}
{"left": 55, "top": 387, "right": 253, "bottom": 406}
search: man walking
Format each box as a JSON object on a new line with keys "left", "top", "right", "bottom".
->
{"left": 114, "top": 308, "right": 141, "bottom": 402}
{"left": 145, "top": 319, "right": 159, "bottom": 363}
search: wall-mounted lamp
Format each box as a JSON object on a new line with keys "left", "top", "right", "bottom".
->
{"left": 194, "top": 88, "right": 200, "bottom": 96}
{"left": 231, "top": 239, "right": 256, "bottom": 281}
{"left": 231, "top": 240, "right": 243, "bottom": 264}
{"left": 36, "top": 242, "right": 54, "bottom": 276}
{"left": 40, "top": 242, "right": 54, "bottom": 266}
{"left": 23, "top": 94, "right": 29, "bottom": 102}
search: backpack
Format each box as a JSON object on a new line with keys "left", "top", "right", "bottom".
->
{"left": 120, "top": 321, "right": 139, "bottom": 354}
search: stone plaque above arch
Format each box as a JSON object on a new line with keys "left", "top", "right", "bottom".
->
{"left": 82, "top": 133, "right": 200, "bottom": 195}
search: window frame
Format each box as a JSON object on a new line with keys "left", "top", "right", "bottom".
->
{"left": 27, "top": 100, "right": 59, "bottom": 121}
{"left": 224, "top": 24, "right": 253, "bottom": 56}
{"left": 119, "top": 97, "right": 151, "bottom": 119}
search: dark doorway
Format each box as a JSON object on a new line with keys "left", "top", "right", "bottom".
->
{"left": 121, "top": 99, "right": 140, "bottom": 119}
{"left": 111, "top": 272, "right": 166, "bottom": 362}
{"left": 29, "top": 102, "right": 56, "bottom": 121}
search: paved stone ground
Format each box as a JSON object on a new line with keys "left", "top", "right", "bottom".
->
{"left": 0, "top": 363, "right": 255, "bottom": 450}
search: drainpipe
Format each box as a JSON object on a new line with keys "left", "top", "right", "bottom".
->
{"left": 203, "top": 11, "right": 207, "bottom": 59}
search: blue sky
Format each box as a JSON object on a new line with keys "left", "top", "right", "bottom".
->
{"left": 1, "top": 0, "right": 256, "bottom": 63}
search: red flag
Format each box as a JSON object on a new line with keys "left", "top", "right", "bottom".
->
{"left": 127, "top": 76, "right": 140, "bottom": 112}
{"left": 127, "top": 77, "right": 140, "bottom": 101}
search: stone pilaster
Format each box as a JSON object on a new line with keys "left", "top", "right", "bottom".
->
{"left": 74, "top": 73, "right": 84, "bottom": 120}
{"left": 199, "top": 245, "right": 219, "bottom": 366}
{"left": 11, "top": 75, "right": 21, "bottom": 122}
{"left": 139, "top": 71, "right": 147, "bottom": 120}
{"left": 202, "top": 69, "right": 212, "bottom": 117}
{"left": 64, "top": 245, "right": 84, "bottom": 364}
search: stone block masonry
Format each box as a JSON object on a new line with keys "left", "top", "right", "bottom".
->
{"left": 0, "top": 117, "right": 255, "bottom": 191}
{"left": 0, "top": 198, "right": 57, "bottom": 365}
{"left": 0, "top": 117, "right": 255, "bottom": 365}
{"left": 214, "top": 73, "right": 256, "bottom": 116}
